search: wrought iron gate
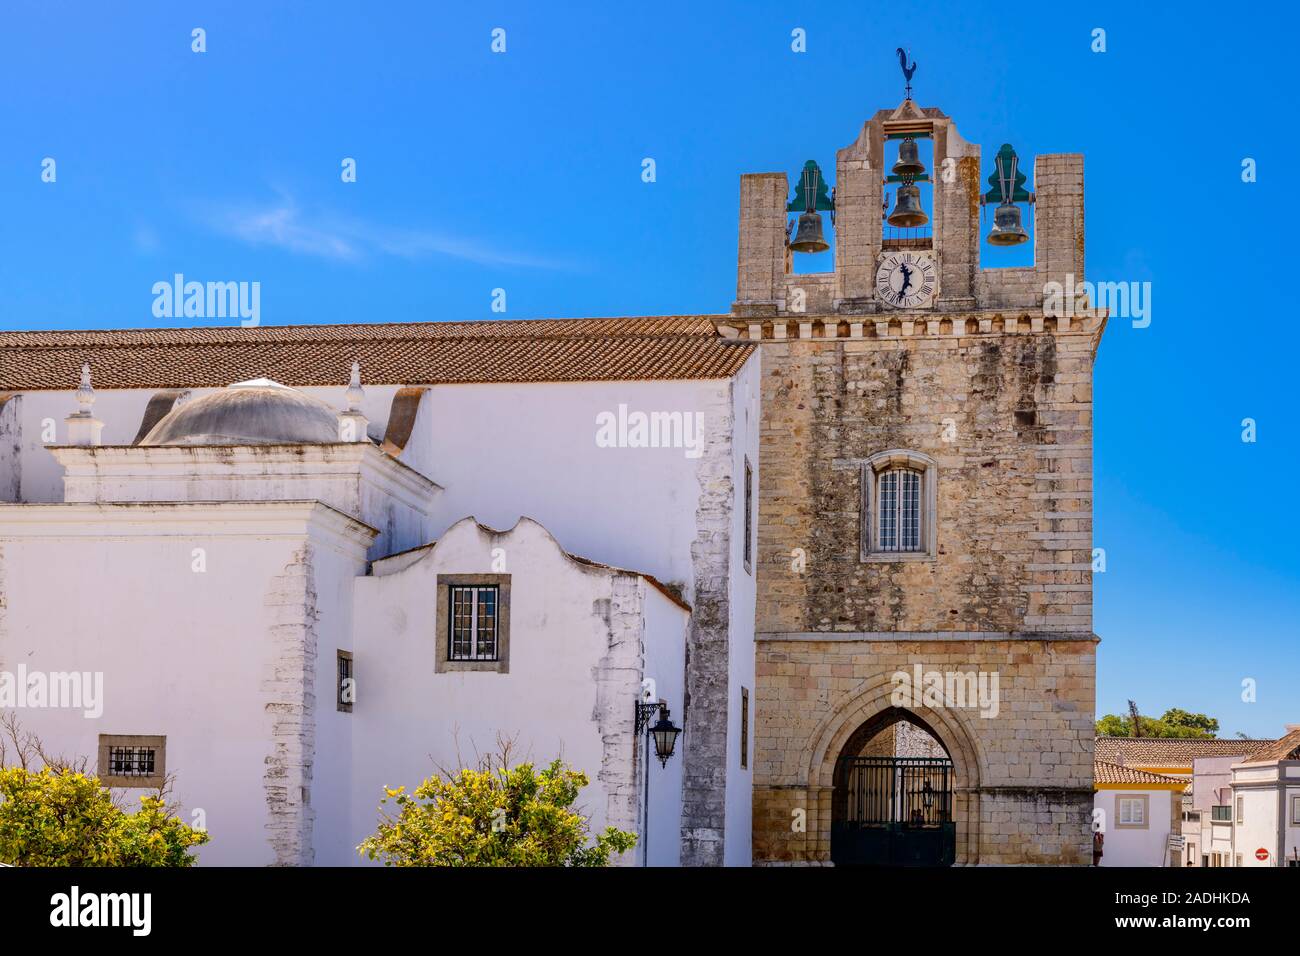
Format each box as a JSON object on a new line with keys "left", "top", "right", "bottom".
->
{"left": 831, "top": 756, "right": 956, "bottom": 867}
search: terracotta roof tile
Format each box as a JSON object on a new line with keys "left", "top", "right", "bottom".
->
{"left": 1094, "top": 736, "right": 1277, "bottom": 767}
{"left": 1094, "top": 760, "right": 1189, "bottom": 787}
{"left": 0, "top": 316, "right": 753, "bottom": 389}
{"left": 1233, "top": 729, "right": 1300, "bottom": 765}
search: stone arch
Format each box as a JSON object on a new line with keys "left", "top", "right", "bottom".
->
{"left": 802, "top": 675, "right": 988, "bottom": 865}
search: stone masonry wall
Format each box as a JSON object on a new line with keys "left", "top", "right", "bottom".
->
{"left": 755, "top": 329, "right": 1095, "bottom": 635}
{"left": 751, "top": 324, "right": 1099, "bottom": 865}
{"left": 680, "top": 381, "right": 736, "bottom": 866}
{"left": 753, "top": 637, "right": 1096, "bottom": 865}
{"left": 262, "top": 544, "right": 319, "bottom": 866}
{"left": 592, "top": 574, "right": 648, "bottom": 867}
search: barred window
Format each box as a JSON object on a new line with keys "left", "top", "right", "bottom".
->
{"left": 877, "top": 467, "right": 923, "bottom": 552}
{"left": 743, "top": 457, "right": 753, "bottom": 573}
{"left": 337, "top": 650, "right": 354, "bottom": 713}
{"left": 98, "top": 734, "right": 166, "bottom": 787}
{"left": 109, "top": 746, "right": 156, "bottom": 779}
{"left": 449, "top": 585, "right": 499, "bottom": 661}
{"left": 1211, "top": 805, "right": 1231, "bottom": 822}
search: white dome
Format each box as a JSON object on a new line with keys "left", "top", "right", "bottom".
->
{"left": 140, "top": 380, "right": 340, "bottom": 446}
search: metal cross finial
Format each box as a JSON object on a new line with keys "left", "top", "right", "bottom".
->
{"left": 896, "top": 48, "right": 917, "bottom": 99}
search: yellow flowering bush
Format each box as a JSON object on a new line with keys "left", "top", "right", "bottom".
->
{"left": 359, "top": 756, "right": 636, "bottom": 867}
{"left": 0, "top": 766, "right": 209, "bottom": 867}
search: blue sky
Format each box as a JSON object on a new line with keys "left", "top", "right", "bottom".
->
{"left": 1, "top": 2, "right": 1296, "bottom": 737}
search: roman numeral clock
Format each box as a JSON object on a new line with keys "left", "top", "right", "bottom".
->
{"left": 875, "top": 251, "right": 937, "bottom": 309}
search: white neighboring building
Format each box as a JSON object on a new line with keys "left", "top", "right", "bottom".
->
{"left": 1228, "top": 728, "right": 1300, "bottom": 868}
{"left": 1095, "top": 732, "right": 1300, "bottom": 868}
{"left": 1093, "top": 761, "right": 1187, "bottom": 867}
{"left": 0, "top": 317, "right": 760, "bottom": 866}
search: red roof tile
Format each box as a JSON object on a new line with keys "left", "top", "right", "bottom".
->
{"left": 0, "top": 316, "right": 753, "bottom": 389}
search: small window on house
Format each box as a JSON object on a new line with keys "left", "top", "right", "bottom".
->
{"left": 1292, "top": 794, "right": 1300, "bottom": 825}
{"left": 1117, "top": 795, "right": 1147, "bottom": 827}
{"left": 1212, "top": 804, "right": 1231, "bottom": 822}
{"left": 337, "top": 650, "right": 354, "bottom": 713}
{"left": 743, "top": 457, "right": 753, "bottom": 574}
{"left": 1236, "top": 796, "right": 1244, "bottom": 825}
{"left": 1235, "top": 853, "right": 1243, "bottom": 867}
{"left": 435, "top": 575, "right": 511, "bottom": 673}
{"left": 740, "top": 687, "right": 750, "bottom": 770}
{"left": 98, "top": 734, "right": 166, "bottom": 788}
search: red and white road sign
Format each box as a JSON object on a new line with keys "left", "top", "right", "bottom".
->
{"left": 1255, "top": 847, "right": 1269, "bottom": 861}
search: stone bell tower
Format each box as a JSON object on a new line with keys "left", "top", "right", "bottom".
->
{"left": 726, "top": 92, "right": 1106, "bottom": 866}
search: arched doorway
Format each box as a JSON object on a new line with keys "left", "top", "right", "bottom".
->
{"left": 830, "top": 708, "right": 956, "bottom": 867}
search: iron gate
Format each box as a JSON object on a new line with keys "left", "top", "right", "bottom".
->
{"left": 831, "top": 756, "right": 956, "bottom": 867}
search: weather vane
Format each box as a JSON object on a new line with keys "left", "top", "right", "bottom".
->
{"left": 896, "top": 47, "right": 917, "bottom": 99}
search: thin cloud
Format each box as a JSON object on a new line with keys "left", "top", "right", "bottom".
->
{"left": 198, "top": 198, "right": 571, "bottom": 270}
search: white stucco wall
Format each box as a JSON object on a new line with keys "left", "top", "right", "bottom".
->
{"left": 350, "top": 516, "right": 688, "bottom": 866}
{"left": 641, "top": 580, "right": 687, "bottom": 866}
{"left": 1094, "top": 788, "right": 1174, "bottom": 867}
{"left": 0, "top": 500, "right": 372, "bottom": 866}
{"left": 724, "top": 356, "right": 759, "bottom": 865}
{"left": 4, "top": 356, "right": 759, "bottom": 865}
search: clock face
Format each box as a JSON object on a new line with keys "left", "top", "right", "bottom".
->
{"left": 875, "top": 252, "right": 938, "bottom": 309}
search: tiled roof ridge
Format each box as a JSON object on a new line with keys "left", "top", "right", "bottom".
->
{"left": 0, "top": 314, "right": 731, "bottom": 348}
{"left": 0, "top": 315, "right": 753, "bottom": 389}
{"left": 1094, "top": 760, "right": 1189, "bottom": 787}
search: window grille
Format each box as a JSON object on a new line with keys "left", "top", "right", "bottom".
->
{"left": 878, "top": 468, "right": 922, "bottom": 552}
{"left": 108, "top": 746, "right": 156, "bottom": 779}
{"left": 450, "top": 585, "right": 499, "bottom": 661}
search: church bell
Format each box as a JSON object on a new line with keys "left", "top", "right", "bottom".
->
{"left": 891, "top": 137, "right": 926, "bottom": 178}
{"left": 789, "top": 210, "right": 829, "bottom": 254}
{"left": 987, "top": 201, "right": 1028, "bottom": 246}
{"left": 886, "top": 183, "right": 929, "bottom": 228}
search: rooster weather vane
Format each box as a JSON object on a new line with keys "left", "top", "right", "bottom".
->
{"left": 896, "top": 47, "right": 917, "bottom": 99}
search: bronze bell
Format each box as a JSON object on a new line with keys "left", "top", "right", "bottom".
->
{"left": 987, "top": 201, "right": 1028, "bottom": 246}
{"left": 886, "top": 183, "right": 928, "bottom": 228}
{"left": 891, "top": 137, "right": 926, "bottom": 178}
{"left": 789, "top": 210, "right": 829, "bottom": 254}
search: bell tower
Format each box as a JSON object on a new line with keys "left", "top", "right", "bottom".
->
{"left": 733, "top": 61, "right": 1106, "bottom": 867}
{"left": 732, "top": 102, "right": 1087, "bottom": 321}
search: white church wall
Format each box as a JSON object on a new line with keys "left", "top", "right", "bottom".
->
{"left": 724, "top": 354, "right": 760, "bottom": 866}
{"left": 308, "top": 539, "right": 369, "bottom": 866}
{"left": 50, "top": 443, "right": 433, "bottom": 559}
{"left": 414, "top": 378, "right": 730, "bottom": 590}
{"left": 640, "top": 575, "right": 688, "bottom": 867}
{"left": 351, "top": 516, "right": 687, "bottom": 866}
{"left": 0, "top": 500, "right": 373, "bottom": 866}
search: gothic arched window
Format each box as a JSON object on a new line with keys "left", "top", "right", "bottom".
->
{"left": 861, "top": 450, "right": 937, "bottom": 561}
